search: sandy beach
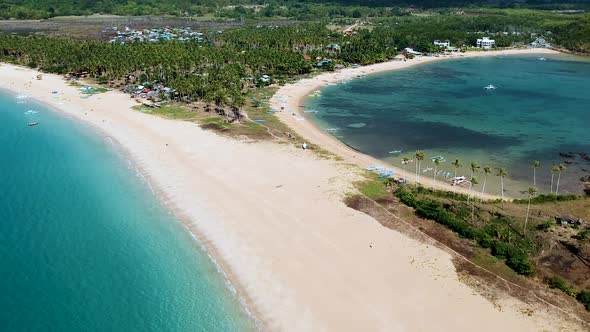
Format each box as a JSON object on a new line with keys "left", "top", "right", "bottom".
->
{"left": 271, "top": 48, "right": 561, "bottom": 200}
{"left": 0, "top": 57, "right": 584, "bottom": 331}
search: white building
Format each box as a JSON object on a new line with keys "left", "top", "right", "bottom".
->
{"left": 404, "top": 47, "right": 422, "bottom": 56}
{"left": 433, "top": 40, "right": 450, "bottom": 48}
{"left": 476, "top": 37, "right": 496, "bottom": 49}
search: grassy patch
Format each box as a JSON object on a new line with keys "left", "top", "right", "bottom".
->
{"left": 357, "top": 176, "right": 389, "bottom": 200}
{"left": 132, "top": 103, "right": 199, "bottom": 121}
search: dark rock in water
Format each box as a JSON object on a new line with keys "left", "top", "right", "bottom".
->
{"left": 579, "top": 152, "right": 590, "bottom": 162}
{"left": 560, "top": 152, "right": 576, "bottom": 158}
{"left": 564, "top": 160, "right": 573, "bottom": 165}
{"left": 582, "top": 168, "right": 589, "bottom": 173}
{"left": 580, "top": 175, "right": 590, "bottom": 183}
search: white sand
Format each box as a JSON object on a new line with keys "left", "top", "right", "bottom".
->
{"left": 272, "top": 48, "right": 561, "bottom": 200}
{"left": 0, "top": 59, "right": 583, "bottom": 331}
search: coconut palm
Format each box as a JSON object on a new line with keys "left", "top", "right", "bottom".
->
{"left": 414, "top": 151, "right": 425, "bottom": 189}
{"left": 532, "top": 160, "right": 541, "bottom": 186}
{"left": 452, "top": 159, "right": 462, "bottom": 179}
{"left": 433, "top": 158, "right": 441, "bottom": 183}
{"left": 555, "top": 164, "right": 567, "bottom": 195}
{"left": 523, "top": 186, "right": 537, "bottom": 235}
{"left": 470, "top": 176, "right": 479, "bottom": 220}
{"left": 481, "top": 165, "right": 493, "bottom": 196}
{"left": 550, "top": 165, "right": 559, "bottom": 194}
{"left": 497, "top": 167, "right": 507, "bottom": 206}
{"left": 468, "top": 162, "right": 480, "bottom": 202}
{"left": 402, "top": 157, "right": 410, "bottom": 171}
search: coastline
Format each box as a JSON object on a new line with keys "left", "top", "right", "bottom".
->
{"left": 271, "top": 48, "right": 561, "bottom": 200}
{"left": 0, "top": 60, "right": 583, "bottom": 331}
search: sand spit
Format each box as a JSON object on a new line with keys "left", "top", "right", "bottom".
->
{"left": 1, "top": 56, "right": 583, "bottom": 331}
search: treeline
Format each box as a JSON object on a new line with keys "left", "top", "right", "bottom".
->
{"left": 0, "top": 23, "right": 420, "bottom": 106}
{"left": 1, "top": 0, "right": 589, "bottom": 20}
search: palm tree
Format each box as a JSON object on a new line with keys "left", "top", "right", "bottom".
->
{"left": 468, "top": 162, "right": 480, "bottom": 202}
{"left": 452, "top": 158, "right": 461, "bottom": 176}
{"left": 555, "top": 164, "right": 567, "bottom": 195}
{"left": 470, "top": 176, "right": 479, "bottom": 220}
{"left": 402, "top": 157, "right": 410, "bottom": 171}
{"left": 433, "top": 158, "right": 441, "bottom": 183}
{"left": 532, "top": 160, "right": 541, "bottom": 186}
{"left": 497, "top": 167, "right": 507, "bottom": 206}
{"left": 550, "top": 165, "right": 559, "bottom": 194}
{"left": 414, "top": 151, "right": 425, "bottom": 189}
{"left": 481, "top": 165, "right": 492, "bottom": 196}
{"left": 523, "top": 186, "right": 537, "bottom": 235}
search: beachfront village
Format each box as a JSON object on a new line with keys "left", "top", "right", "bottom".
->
{"left": 104, "top": 24, "right": 552, "bottom": 108}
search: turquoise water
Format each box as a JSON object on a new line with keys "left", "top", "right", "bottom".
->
{"left": 0, "top": 91, "right": 254, "bottom": 331}
{"left": 307, "top": 55, "right": 590, "bottom": 196}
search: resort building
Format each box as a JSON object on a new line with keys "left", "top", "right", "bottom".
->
{"left": 404, "top": 47, "right": 422, "bottom": 56}
{"left": 476, "top": 37, "right": 496, "bottom": 49}
{"left": 433, "top": 40, "right": 450, "bottom": 48}
{"left": 530, "top": 37, "right": 550, "bottom": 48}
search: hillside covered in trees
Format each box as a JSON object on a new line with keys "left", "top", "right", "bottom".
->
{"left": 1, "top": 0, "right": 589, "bottom": 19}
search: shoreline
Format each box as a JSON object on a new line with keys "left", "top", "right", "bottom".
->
{"left": 0, "top": 84, "right": 265, "bottom": 330}
{"left": 271, "top": 48, "right": 561, "bottom": 200}
{"left": 1, "top": 60, "right": 584, "bottom": 331}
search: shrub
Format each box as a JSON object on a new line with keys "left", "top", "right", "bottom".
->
{"left": 394, "top": 188, "right": 417, "bottom": 208}
{"left": 505, "top": 247, "right": 533, "bottom": 276}
{"left": 513, "top": 193, "right": 581, "bottom": 204}
{"left": 577, "top": 291, "right": 590, "bottom": 311}
{"left": 548, "top": 277, "right": 578, "bottom": 297}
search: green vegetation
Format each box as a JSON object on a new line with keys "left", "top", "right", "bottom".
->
{"left": 548, "top": 276, "right": 578, "bottom": 297}
{"left": 578, "top": 291, "right": 590, "bottom": 311}
{"left": 513, "top": 193, "right": 583, "bottom": 204}
{"left": 395, "top": 186, "right": 535, "bottom": 275}
{"left": 358, "top": 176, "right": 390, "bottom": 199}
{"left": 547, "top": 277, "right": 590, "bottom": 311}
{"left": 1, "top": 0, "right": 588, "bottom": 20}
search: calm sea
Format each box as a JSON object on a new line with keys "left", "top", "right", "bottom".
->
{"left": 0, "top": 91, "right": 254, "bottom": 331}
{"left": 306, "top": 54, "right": 590, "bottom": 197}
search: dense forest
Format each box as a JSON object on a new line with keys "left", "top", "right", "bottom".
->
{"left": 1, "top": 0, "right": 589, "bottom": 19}
{"left": 1, "top": 6, "right": 589, "bottom": 109}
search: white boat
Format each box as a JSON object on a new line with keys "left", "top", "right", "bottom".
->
{"left": 431, "top": 155, "right": 446, "bottom": 163}
{"left": 388, "top": 150, "right": 402, "bottom": 154}
{"left": 483, "top": 84, "right": 497, "bottom": 90}
{"left": 450, "top": 176, "right": 466, "bottom": 186}
{"left": 538, "top": 57, "right": 546, "bottom": 61}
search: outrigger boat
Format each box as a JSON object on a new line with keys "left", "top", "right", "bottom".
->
{"left": 483, "top": 84, "right": 497, "bottom": 90}
{"left": 450, "top": 176, "right": 467, "bottom": 186}
{"left": 27, "top": 122, "right": 39, "bottom": 127}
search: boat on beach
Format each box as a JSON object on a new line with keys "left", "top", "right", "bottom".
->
{"left": 450, "top": 176, "right": 467, "bottom": 186}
